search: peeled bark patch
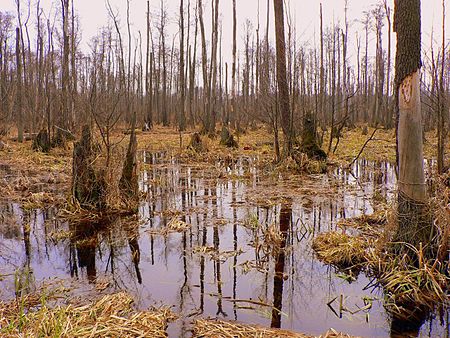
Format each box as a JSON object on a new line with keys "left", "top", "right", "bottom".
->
{"left": 397, "top": 71, "right": 426, "bottom": 202}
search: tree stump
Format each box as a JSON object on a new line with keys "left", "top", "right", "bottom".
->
{"left": 300, "top": 114, "right": 327, "bottom": 160}
{"left": 72, "top": 125, "right": 106, "bottom": 210}
{"left": 119, "top": 119, "right": 139, "bottom": 211}
{"left": 188, "top": 133, "right": 205, "bottom": 152}
{"left": 220, "top": 126, "right": 238, "bottom": 148}
{"left": 53, "top": 127, "right": 76, "bottom": 148}
{"left": 362, "top": 125, "right": 369, "bottom": 135}
{"left": 32, "top": 129, "right": 51, "bottom": 153}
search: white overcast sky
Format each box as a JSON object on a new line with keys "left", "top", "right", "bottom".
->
{"left": 2, "top": 0, "right": 449, "bottom": 66}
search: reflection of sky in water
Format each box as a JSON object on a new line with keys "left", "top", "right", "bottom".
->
{"left": 0, "top": 155, "right": 447, "bottom": 338}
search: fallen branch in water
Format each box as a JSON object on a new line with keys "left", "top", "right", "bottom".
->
{"left": 348, "top": 127, "right": 380, "bottom": 169}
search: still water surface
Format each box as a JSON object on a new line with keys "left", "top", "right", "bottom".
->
{"left": 0, "top": 153, "right": 447, "bottom": 337}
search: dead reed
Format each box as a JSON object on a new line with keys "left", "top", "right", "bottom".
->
{"left": 192, "top": 319, "right": 359, "bottom": 338}
{"left": 0, "top": 292, "right": 176, "bottom": 337}
{"left": 313, "top": 186, "right": 450, "bottom": 320}
{"left": 312, "top": 231, "right": 370, "bottom": 269}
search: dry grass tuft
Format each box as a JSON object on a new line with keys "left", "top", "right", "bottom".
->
{"left": 366, "top": 244, "right": 449, "bottom": 319}
{"left": 0, "top": 292, "right": 176, "bottom": 337}
{"left": 192, "top": 319, "right": 359, "bottom": 338}
{"left": 193, "top": 319, "right": 308, "bottom": 337}
{"left": 312, "top": 232, "right": 370, "bottom": 269}
{"left": 319, "top": 329, "right": 362, "bottom": 338}
{"left": 314, "top": 199, "right": 450, "bottom": 320}
{"left": 148, "top": 218, "right": 192, "bottom": 236}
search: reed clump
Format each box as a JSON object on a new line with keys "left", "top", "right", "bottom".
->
{"left": 0, "top": 292, "right": 176, "bottom": 337}
{"left": 313, "top": 186, "right": 450, "bottom": 320}
{"left": 192, "top": 319, "right": 359, "bottom": 338}
{"left": 312, "top": 232, "right": 370, "bottom": 269}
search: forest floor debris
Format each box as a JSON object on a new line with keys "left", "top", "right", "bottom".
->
{"left": 1, "top": 124, "right": 448, "bottom": 208}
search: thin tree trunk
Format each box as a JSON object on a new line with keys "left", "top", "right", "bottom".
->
{"left": 437, "top": 0, "right": 446, "bottom": 174}
{"left": 273, "top": 0, "right": 293, "bottom": 155}
{"left": 319, "top": 3, "right": 325, "bottom": 129}
{"left": 231, "top": 0, "right": 237, "bottom": 128}
{"left": 145, "top": 0, "right": 153, "bottom": 129}
{"left": 15, "top": 27, "right": 23, "bottom": 143}
{"left": 198, "top": 0, "right": 209, "bottom": 132}
{"left": 61, "top": 0, "right": 70, "bottom": 130}
{"left": 179, "top": 0, "right": 186, "bottom": 131}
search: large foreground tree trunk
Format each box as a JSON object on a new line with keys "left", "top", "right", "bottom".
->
{"left": 393, "top": 0, "right": 434, "bottom": 259}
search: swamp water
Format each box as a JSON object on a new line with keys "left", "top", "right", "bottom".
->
{"left": 0, "top": 153, "right": 448, "bottom": 337}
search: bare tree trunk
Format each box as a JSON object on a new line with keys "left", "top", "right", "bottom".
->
{"left": 342, "top": 1, "right": 348, "bottom": 125}
{"left": 189, "top": 2, "right": 198, "bottom": 126}
{"left": 373, "top": 6, "right": 384, "bottom": 127}
{"left": 208, "top": 0, "right": 219, "bottom": 134}
{"left": 319, "top": 3, "right": 325, "bottom": 129}
{"left": 160, "top": 0, "right": 168, "bottom": 126}
{"left": 273, "top": 0, "right": 293, "bottom": 155}
{"left": 198, "top": 0, "right": 209, "bottom": 132}
{"left": 127, "top": 0, "right": 132, "bottom": 120}
{"left": 231, "top": 0, "right": 237, "bottom": 128}
{"left": 15, "top": 27, "right": 23, "bottom": 143}
{"left": 394, "top": 0, "right": 433, "bottom": 259}
{"left": 145, "top": 0, "right": 153, "bottom": 130}
{"left": 437, "top": 0, "right": 446, "bottom": 174}
{"left": 179, "top": 0, "right": 186, "bottom": 131}
{"left": 363, "top": 12, "right": 370, "bottom": 123}
{"left": 61, "top": 0, "right": 70, "bottom": 131}
{"left": 384, "top": 0, "right": 393, "bottom": 128}
{"left": 70, "top": 0, "right": 77, "bottom": 130}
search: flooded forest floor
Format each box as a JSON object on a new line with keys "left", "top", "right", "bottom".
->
{"left": 0, "top": 125, "right": 449, "bottom": 337}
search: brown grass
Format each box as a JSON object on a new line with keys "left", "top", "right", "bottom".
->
{"left": 0, "top": 292, "right": 176, "bottom": 337}
{"left": 312, "top": 232, "right": 370, "bottom": 269}
{"left": 192, "top": 319, "right": 360, "bottom": 338}
{"left": 313, "top": 194, "right": 450, "bottom": 320}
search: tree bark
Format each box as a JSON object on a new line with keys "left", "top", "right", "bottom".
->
{"left": 15, "top": 27, "right": 23, "bottom": 143}
{"left": 437, "top": 0, "right": 446, "bottom": 174}
{"left": 394, "top": 0, "right": 433, "bottom": 259}
{"left": 179, "top": 0, "right": 186, "bottom": 131}
{"left": 198, "top": 0, "right": 209, "bottom": 132}
{"left": 273, "top": 0, "right": 293, "bottom": 155}
{"left": 231, "top": 0, "right": 237, "bottom": 128}
{"left": 145, "top": 0, "right": 153, "bottom": 129}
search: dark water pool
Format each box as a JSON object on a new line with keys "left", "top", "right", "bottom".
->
{"left": 0, "top": 154, "right": 447, "bottom": 337}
